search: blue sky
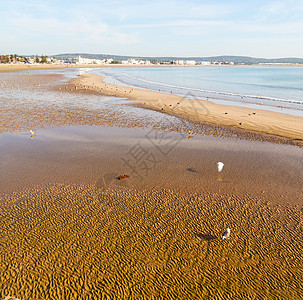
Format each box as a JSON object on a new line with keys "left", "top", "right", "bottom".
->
{"left": 1, "top": 0, "right": 303, "bottom": 58}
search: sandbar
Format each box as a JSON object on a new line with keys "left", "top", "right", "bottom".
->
{"left": 72, "top": 74, "right": 303, "bottom": 147}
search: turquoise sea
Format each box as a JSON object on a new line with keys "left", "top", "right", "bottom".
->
{"left": 88, "top": 66, "right": 303, "bottom": 117}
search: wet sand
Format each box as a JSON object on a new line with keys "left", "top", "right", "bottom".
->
{"left": 1, "top": 183, "right": 302, "bottom": 299}
{"left": 0, "top": 63, "right": 156, "bottom": 73}
{"left": 1, "top": 72, "right": 291, "bottom": 146}
{"left": 0, "top": 64, "right": 71, "bottom": 73}
{"left": 0, "top": 70, "right": 303, "bottom": 299}
{"left": 0, "top": 126, "right": 302, "bottom": 205}
{"left": 72, "top": 73, "right": 303, "bottom": 147}
{"left": 1, "top": 63, "right": 303, "bottom": 74}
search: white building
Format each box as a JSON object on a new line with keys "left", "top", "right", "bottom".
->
{"left": 185, "top": 60, "right": 196, "bottom": 65}
{"left": 130, "top": 59, "right": 139, "bottom": 64}
{"left": 77, "top": 56, "right": 106, "bottom": 64}
{"left": 121, "top": 59, "right": 151, "bottom": 65}
{"left": 174, "top": 60, "right": 196, "bottom": 65}
{"left": 200, "top": 61, "right": 211, "bottom": 65}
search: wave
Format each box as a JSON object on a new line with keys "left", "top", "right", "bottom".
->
{"left": 118, "top": 72, "right": 303, "bottom": 106}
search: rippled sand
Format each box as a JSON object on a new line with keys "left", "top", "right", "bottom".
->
{"left": 0, "top": 184, "right": 302, "bottom": 299}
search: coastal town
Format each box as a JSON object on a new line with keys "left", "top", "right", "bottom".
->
{"left": 2, "top": 53, "right": 301, "bottom": 67}
{"left": 0, "top": 54, "right": 233, "bottom": 65}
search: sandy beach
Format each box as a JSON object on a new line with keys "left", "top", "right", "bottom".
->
{"left": 1, "top": 63, "right": 303, "bottom": 73}
{"left": 0, "top": 63, "right": 163, "bottom": 73}
{"left": 1, "top": 182, "right": 302, "bottom": 299}
{"left": 0, "top": 69, "right": 302, "bottom": 299}
{"left": 72, "top": 73, "right": 303, "bottom": 147}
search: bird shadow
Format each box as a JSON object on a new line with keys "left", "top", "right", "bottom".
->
{"left": 196, "top": 233, "right": 217, "bottom": 242}
{"left": 186, "top": 167, "right": 199, "bottom": 173}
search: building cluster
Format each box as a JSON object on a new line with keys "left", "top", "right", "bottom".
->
{"left": 170, "top": 60, "right": 235, "bottom": 65}
{"left": 76, "top": 56, "right": 114, "bottom": 64}
{"left": 1, "top": 54, "right": 237, "bottom": 66}
{"left": 0, "top": 54, "right": 59, "bottom": 64}
{"left": 121, "top": 58, "right": 151, "bottom": 65}
{"left": 173, "top": 60, "right": 196, "bottom": 65}
{"left": 64, "top": 56, "right": 151, "bottom": 65}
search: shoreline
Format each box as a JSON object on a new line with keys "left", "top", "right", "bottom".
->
{"left": 1, "top": 63, "right": 303, "bottom": 73}
{"left": 1, "top": 64, "right": 303, "bottom": 299}
{"left": 71, "top": 73, "right": 303, "bottom": 147}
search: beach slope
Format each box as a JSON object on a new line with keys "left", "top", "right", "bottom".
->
{"left": 72, "top": 74, "right": 303, "bottom": 146}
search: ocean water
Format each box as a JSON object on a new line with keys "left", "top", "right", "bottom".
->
{"left": 88, "top": 66, "right": 303, "bottom": 117}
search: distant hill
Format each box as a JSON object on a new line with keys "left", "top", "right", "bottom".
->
{"left": 50, "top": 53, "right": 303, "bottom": 64}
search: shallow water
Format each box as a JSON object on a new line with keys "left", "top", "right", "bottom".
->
{"left": 1, "top": 125, "right": 302, "bottom": 206}
{"left": 0, "top": 69, "right": 183, "bottom": 133}
{"left": 0, "top": 69, "right": 302, "bottom": 203}
{"left": 94, "top": 66, "right": 303, "bottom": 117}
{"left": 2, "top": 67, "right": 303, "bottom": 117}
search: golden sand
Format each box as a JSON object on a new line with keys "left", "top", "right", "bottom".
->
{"left": 0, "top": 71, "right": 303, "bottom": 299}
{"left": 72, "top": 74, "right": 303, "bottom": 147}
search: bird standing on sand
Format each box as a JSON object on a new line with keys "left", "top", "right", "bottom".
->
{"left": 217, "top": 162, "right": 224, "bottom": 172}
{"left": 222, "top": 228, "right": 230, "bottom": 239}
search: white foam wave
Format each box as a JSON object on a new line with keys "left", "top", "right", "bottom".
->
{"left": 119, "top": 73, "right": 303, "bottom": 105}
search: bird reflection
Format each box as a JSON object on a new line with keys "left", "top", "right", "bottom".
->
{"left": 29, "top": 130, "right": 36, "bottom": 139}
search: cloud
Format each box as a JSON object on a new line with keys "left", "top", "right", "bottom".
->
{"left": 188, "top": 3, "right": 237, "bottom": 19}
{"left": 1, "top": 0, "right": 303, "bottom": 57}
{"left": 260, "top": 0, "right": 303, "bottom": 19}
{"left": 237, "top": 20, "right": 303, "bottom": 34}
{"left": 3, "top": 11, "right": 138, "bottom": 47}
{"left": 121, "top": 19, "right": 228, "bottom": 29}
{"left": 93, "top": 0, "right": 237, "bottom": 22}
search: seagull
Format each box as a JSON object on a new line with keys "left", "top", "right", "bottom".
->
{"left": 222, "top": 228, "right": 230, "bottom": 239}
{"left": 217, "top": 162, "right": 224, "bottom": 172}
{"left": 29, "top": 130, "right": 35, "bottom": 135}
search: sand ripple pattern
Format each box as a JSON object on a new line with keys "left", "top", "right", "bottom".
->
{"left": 0, "top": 184, "right": 302, "bottom": 299}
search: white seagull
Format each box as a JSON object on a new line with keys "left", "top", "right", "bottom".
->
{"left": 222, "top": 228, "right": 230, "bottom": 239}
{"left": 217, "top": 162, "right": 224, "bottom": 172}
{"left": 29, "top": 130, "right": 35, "bottom": 135}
